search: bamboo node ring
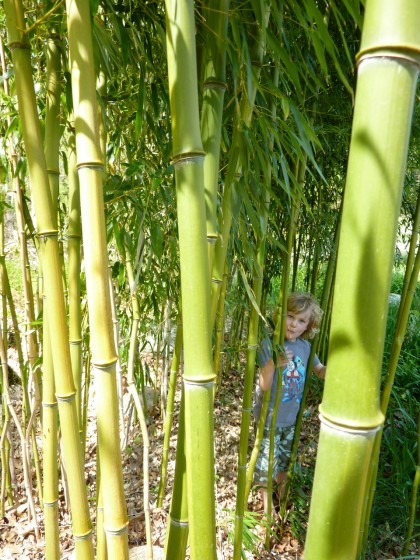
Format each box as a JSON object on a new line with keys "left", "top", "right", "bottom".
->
{"left": 42, "top": 401, "right": 58, "bottom": 408}
{"left": 8, "top": 41, "right": 30, "bottom": 51}
{"left": 171, "top": 151, "right": 205, "bottom": 166}
{"left": 247, "top": 344, "right": 258, "bottom": 350}
{"left": 212, "top": 277, "right": 223, "bottom": 285}
{"left": 47, "top": 168, "right": 60, "bottom": 176}
{"left": 74, "top": 530, "right": 93, "bottom": 541}
{"left": 104, "top": 523, "right": 129, "bottom": 536}
{"left": 183, "top": 376, "right": 216, "bottom": 386}
{"left": 76, "top": 161, "right": 104, "bottom": 171}
{"left": 319, "top": 414, "right": 382, "bottom": 436}
{"left": 37, "top": 230, "right": 58, "bottom": 240}
{"left": 93, "top": 360, "right": 118, "bottom": 372}
{"left": 358, "top": 51, "right": 420, "bottom": 70}
{"left": 203, "top": 79, "right": 227, "bottom": 91}
{"left": 43, "top": 500, "right": 59, "bottom": 508}
{"left": 171, "top": 519, "right": 189, "bottom": 527}
{"left": 56, "top": 392, "right": 76, "bottom": 403}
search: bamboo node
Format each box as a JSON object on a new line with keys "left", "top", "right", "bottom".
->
{"left": 183, "top": 375, "right": 216, "bottom": 386}
{"left": 37, "top": 230, "right": 58, "bottom": 240}
{"left": 8, "top": 41, "right": 30, "bottom": 51}
{"left": 74, "top": 529, "right": 93, "bottom": 541}
{"left": 171, "top": 151, "right": 205, "bottom": 166}
{"left": 43, "top": 500, "right": 59, "bottom": 508}
{"left": 56, "top": 392, "right": 76, "bottom": 403}
{"left": 212, "top": 277, "right": 223, "bottom": 285}
{"left": 104, "top": 523, "right": 129, "bottom": 536}
{"left": 46, "top": 168, "right": 60, "bottom": 176}
{"left": 358, "top": 51, "right": 420, "bottom": 70}
{"left": 170, "top": 518, "right": 189, "bottom": 528}
{"left": 76, "top": 161, "right": 104, "bottom": 171}
{"left": 42, "top": 401, "right": 58, "bottom": 408}
{"left": 247, "top": 344, "right": 258, "bottom": 350}
{"left": 207, "top": 235, "right": 218, "bottom": 244}
{"left": 203, "top": 78, "right": 227, "bottom": 91}
{"left": 319, "top": 414, "right": 382, "bottom": 436}
{"left": 93, "top": 359, "right": 118, "bottom": 372}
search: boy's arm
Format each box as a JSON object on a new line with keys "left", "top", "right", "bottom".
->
{"left": 259, "top": 358, "right": 275, "bottom": 392}
{"left": 313, "top": 362, "right": 326, "bottom": 379}
{"left": 258, "top": 348, "right": 293, "bottom": 391}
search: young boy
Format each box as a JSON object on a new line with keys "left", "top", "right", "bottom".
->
{"left": 253, "top": 292, "right": 326, "bottom": 512}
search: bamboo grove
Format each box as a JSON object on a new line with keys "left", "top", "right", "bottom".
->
{"left": 0, "top": 1, "right": 419, "bottom": 559}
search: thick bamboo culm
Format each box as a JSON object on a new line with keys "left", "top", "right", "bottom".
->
{"left": 3, "top": 1, "right": 95, "bottom": 557}
{"left": 304, "top": 2, "right": 420, "bottom": 558}
{"left": 65, "top": 0, "right": 129, "bottom": 557}
{"left": 164, "top": 0, "right": 217, "bottom": 557}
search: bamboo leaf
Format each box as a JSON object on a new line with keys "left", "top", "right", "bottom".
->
{"left": 135, "top": 70, "right": 145, "bottom": 139}
{"left": 239, "top": 263, "right": 269, "bottom": 328}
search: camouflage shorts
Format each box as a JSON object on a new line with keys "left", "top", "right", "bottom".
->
{"left": 253, "top": 425, "right": 295, "bottom": 484}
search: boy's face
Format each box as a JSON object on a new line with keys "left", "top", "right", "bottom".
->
{"left": 286, "top": 309, "right": 311, "bottom": 342}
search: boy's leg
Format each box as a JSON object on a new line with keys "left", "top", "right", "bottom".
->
{"left": 254, "top": 431, "right": 274, "bottom": 514}
{"left": 273, "top": 425, "right": 295, "bottom": 505}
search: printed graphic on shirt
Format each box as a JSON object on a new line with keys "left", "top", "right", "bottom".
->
{"left": 282, "top": 355, "right": 306, "bottom": 404}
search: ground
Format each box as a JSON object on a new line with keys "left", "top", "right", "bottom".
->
{"left": 1, "top": 354, "right": 418, "bottom": 559}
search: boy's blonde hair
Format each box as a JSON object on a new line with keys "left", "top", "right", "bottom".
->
{"left": 287, "top": 292, "right": 323, "bottom": 339}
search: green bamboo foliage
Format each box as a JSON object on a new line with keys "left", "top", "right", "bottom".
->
{"left": 305, "top": 2, "right": 420, "bottom": 558}
{"left": 65, "top": 0, "right": 128, "bottom": 557}
{"left": 164, "top": 0, "right": 217, "bottom": 556}
{"left": 3, "top": 1, "right": 94, "bottom": 557}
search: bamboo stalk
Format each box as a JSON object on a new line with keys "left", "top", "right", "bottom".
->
{"left": 304, "top": 2, "right": 420, "bottom": 557}
{"left": 65, "top": 0, "right": 129, "bottom": 556}
{"left": 158, "top": 317, "right": 183, "bottom": 507}
{"left": 3, "top": 1, "right": 94, "bottom": 556}
{"left": 164, "top": 0, "right": 217, "bottom": 556}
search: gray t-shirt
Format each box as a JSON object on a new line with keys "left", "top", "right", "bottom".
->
{"left": 253, "top": 337, "right": 320, "bottom": 428}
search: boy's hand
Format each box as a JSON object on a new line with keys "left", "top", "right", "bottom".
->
{"left": 276, "top": 348, "right": 294, "bottom": 368}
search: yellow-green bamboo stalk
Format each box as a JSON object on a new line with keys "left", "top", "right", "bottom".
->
{"left": 200, "top": 0, "right": 229, "bottom": 275}
{"left": 359, "top": 229, "right": 420, "bottom": 556}
{"left": 42, "top": 316, "right": 60, "bottom": 559}
{"left": 0, "top": 33, "right": 33, "bottom": 434}
{"left": 1, "top": 31, "right": 44, "bottom": 507}
{"left": 214, "top": 265, "right": 228, "bottom": 392}
{"left": 3, "top": 1, "right": 94, "bottom": 556}
{"left": 210, "top": 2, "right": 271, "bottom": 330}
{"left": 305, "top": 2, "right": 420, "bottom": 557}
{"left": 164, "top": 389, "right": 189, "bottom": 560}
{"left": 164, "top": 0, "right": 216, "bottom": 556}
{"left": 65, "top": 1, "right": 129, "bottom": 556}
{"left": 42, "top": 17, "right": 62, "bottom": 556}
{"left": 158, "top": 316, "right": 183, "bottom": 507}
{"left": 234, "top": 64, "right": 279, "bottom": 559}
{"left": 67, "top": 130, "right": 83, "bottom": 441}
